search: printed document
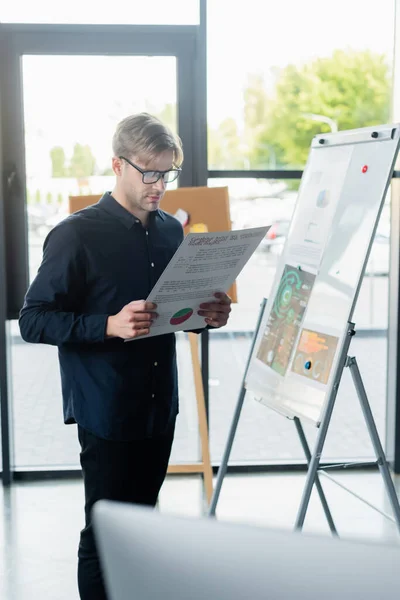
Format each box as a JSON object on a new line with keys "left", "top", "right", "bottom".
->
{"left": 126, "top": 226, "right": 269, "bottom": 340}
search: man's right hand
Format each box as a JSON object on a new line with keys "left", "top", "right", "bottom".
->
{"left": 106, "top": 300, "right": 158, "bottom": 340}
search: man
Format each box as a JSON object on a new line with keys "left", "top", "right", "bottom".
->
{"left": 19, "top": 113, "right": 231, "bottom": 600}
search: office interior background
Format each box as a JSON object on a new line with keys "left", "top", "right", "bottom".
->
{"left": 2, "top": 0, "right": 400, "bottom": 597}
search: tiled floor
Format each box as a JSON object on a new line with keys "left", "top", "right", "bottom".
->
{"left": 1, "top": 470, "right": 400, "bottom": 599}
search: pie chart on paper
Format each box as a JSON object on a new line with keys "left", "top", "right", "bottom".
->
{"left": 170, "top": 308, "right": 194, "bottom": 326}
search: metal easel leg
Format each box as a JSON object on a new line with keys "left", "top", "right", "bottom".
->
{"left": 207, "top": 298, "right": 267, "bottom": 517}
{"left": 347, "top": 356, "right": 400, "bottom": 533}
{"left": 293, "top": 417, "right": 338, "bottom": 535}
{"left": 294, "top": 323, "right": 355, "bottom": 531}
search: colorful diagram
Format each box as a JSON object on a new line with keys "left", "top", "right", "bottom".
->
{"left": 257, "top": 265, "right": 315, "bottom": 376}
{"left": 273, "top": 269, "right": 303, "bottom": 319}
{"left": 291, "top": 329, "right": 339, "bottom": 385}
{"left": 170, "top": 307, "right": 194, "bottom": 326}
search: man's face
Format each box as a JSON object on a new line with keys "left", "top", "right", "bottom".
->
{"left": 114, "top": 149, "right": 174, "bottom": 216}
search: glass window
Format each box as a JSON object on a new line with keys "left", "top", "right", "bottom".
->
{"left": 0, "top": 0, "right": 199, "bottom": 25}
{"left": 9, "top": 323, "right": 81, "bottom": 468}
{"left": 10, "top": 53, "right": 184, "bottom": 468}
{"left": 207, "top": 177, "right": 388, "bottom": 463}
{"left": 353, "top": 193, "right": 390, "bottom": 330}
{"left": 207, "top": 0, "right": 395, "bottom": 170}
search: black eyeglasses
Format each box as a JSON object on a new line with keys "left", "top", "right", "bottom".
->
{"left": 119, "top": 156, "right": 181, "bottom": 184}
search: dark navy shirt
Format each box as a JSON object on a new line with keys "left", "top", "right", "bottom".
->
{"left": 19, "top": 192, "right": 188, "bottom": 441}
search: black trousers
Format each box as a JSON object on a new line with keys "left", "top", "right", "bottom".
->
{"left": 77, "top": 423, "right": 175, "bottom": 600}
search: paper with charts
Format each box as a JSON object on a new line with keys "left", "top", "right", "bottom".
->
{"left": 126, "top": 226, "right": 269, "bottom": 340}
{"left": 256, "top": 265, "right": 315, "bottom": 376}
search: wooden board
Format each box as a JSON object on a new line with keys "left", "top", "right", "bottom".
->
{"left": 161, "top": 186, "right": 237, "bottom": 302}
{"left": 69, "top": 194, "right": 102, "bottom": 214}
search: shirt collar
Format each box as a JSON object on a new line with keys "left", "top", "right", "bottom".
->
{"left": 98, "top": 192, "right": 165, "bottom": 228}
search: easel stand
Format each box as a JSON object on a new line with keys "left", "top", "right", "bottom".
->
{"left": 208, "top": 299, "right": 400, "bottom": 537}
{"left": 167, "top": 332, "right": 214, "bottom": 506}
{"left": 295, "top": 322, "right": 400, "bottom": 533}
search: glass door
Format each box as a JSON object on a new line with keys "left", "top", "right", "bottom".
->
{"left": 0, "top": 24, "right": 200, "bottom": 474}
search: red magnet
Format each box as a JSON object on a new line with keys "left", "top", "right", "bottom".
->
{"left": 362, "top": 165, "right": 368, "bottom": 173}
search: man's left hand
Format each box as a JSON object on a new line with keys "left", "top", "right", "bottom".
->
{"left": 197, "top": 292, "right": 232, "bottom": 328}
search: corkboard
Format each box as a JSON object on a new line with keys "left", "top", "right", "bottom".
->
{"left": 69, "top": 186, "right": 237, "bottom": 302}
{"left": 69, "top": 194, "right": 102, "bottom": 214}
{"left": 161, "top": 186, "right": 237, "bottom": 302}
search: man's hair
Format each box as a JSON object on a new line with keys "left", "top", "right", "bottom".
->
{"left": 112, "top": 112, "right": 183, "bottom": 167}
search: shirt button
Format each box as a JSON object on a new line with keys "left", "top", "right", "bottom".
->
{"left": 146, "top": 231, "right": 149, "bottom": 236}
{"left": 135, "top": 219, "right": 140, "bottom": 224}
{"left": 151, "top": 262, "right": 155, "bottom": 267}
{"left": 154, "top": 361, "right": 158, "bottom": 366}
{"left": 152, "top": 393, "right": 155, "bottom": 398}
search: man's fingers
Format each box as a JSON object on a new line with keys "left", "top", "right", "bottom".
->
{"left": 196, "top": 293, "right": 232, "bottom": 316}
{"left": 133, "top": 325, "right": 151, "bottom": 334}
{"left": 199, "top": 301, "right": 231, "bottom": 313}
{"left": 126, "top": 327, "right": 150, "bottom": 339}
{"left": 198, "top": 305, "right": 231, "bottom": 318}
{"left": 135, "top": 312, "right": 158, "bottom": 322}
{"left": 128, "top": 300, "right": 157, "bottom": 311}
{"left": 134, "top": 319, "right": 153, "bottom": 328}
{"left": 214, "top": 292, "right": 231, "bottom": 304}
{"left": 198, "top": 304, "right": 217, "bottom": 313}
{"left": 198, "top": 311, "right": 222, "bottom": 321}
{"left": 126, "top": 321, "right": 152, "bottom": 337}
{"left": 205, "top": 316, "right": 227, "bottom": 328}
{"left": 127, "top": 311, "right": 157, "bottom": 323}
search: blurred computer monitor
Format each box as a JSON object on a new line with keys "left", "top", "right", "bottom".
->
{"left": 93, "top": 499, "right": 400, "bottom": 600}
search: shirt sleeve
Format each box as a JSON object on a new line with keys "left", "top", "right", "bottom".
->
{"left": 19, "top": 220, "right": 109, "bottom": 346}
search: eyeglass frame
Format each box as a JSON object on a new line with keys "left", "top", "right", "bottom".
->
{"left": 119, "top": 156, "right": 181, "bottom": 184}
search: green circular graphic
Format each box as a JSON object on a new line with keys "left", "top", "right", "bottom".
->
{"left": 281, "top": 286, "right": 292, "bottom": 306}
{"left": 274, "top": 269, "right": 302, "bottom": 319}
{"left": 170, "top": 307, "right": 194, "bottom": 326}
